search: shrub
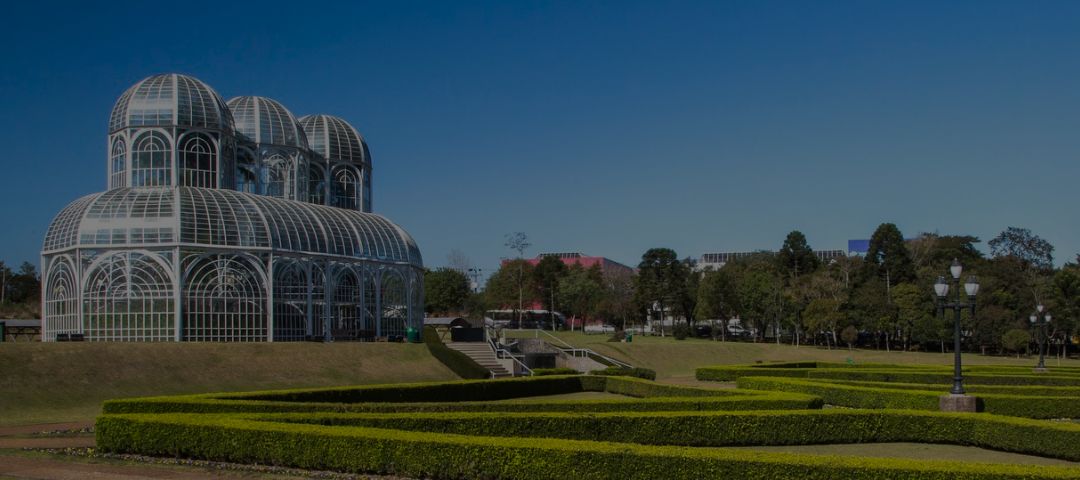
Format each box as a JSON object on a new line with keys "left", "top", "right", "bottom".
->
{"left": 97, "top": 410, "right": 1080, "bottom": 479}
{"left": 102, "top": 375, "right": 823, "bottom": 416}
{"left": 531, "top": 368, "right": 581, "bottom": 376}
{"left": 735, "top": 376, "right": 1080, "bottom": 419}
{"left": 1002, "top": 328, "right": 1031, "bottom": 358}
{"left": 589, "top": 367, "right": 657, "bottom": 381}
{"left": 672, "top": 323, "right": 690, "bottom": 340}
{"left": 422, "top": 326, "right": 490, "bottom": 379}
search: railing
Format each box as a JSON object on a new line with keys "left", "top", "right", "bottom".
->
{"left": 527, "top": 328, "right": 635, "bottom": 370}
{"left": 555, "top": 347, "right": 634, "bottom": 369}
{"left": 486, "top": 327, "right": 533, "bottom": 377}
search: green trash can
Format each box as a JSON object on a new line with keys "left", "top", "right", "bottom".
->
{"left": 626, "top": 332, "right": 633, "bottom": 343}
{"left": 406, "top": 327, "right": 419, "bottom": 343}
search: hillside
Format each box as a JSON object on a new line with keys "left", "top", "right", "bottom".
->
{"left": 0, "top": 342, "right": 457, "bottom": 425}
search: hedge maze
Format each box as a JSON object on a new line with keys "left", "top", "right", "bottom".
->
{"left": 97, "top": 369, "right": 1080, "bottom": 479}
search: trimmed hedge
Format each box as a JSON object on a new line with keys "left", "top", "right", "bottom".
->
{"left": 588, "top": 366, "right": 657, "bottom": 380}
{"left": 96, "top": 412, "right": 1080, "bottom": 479}
{"left": 264, "top": 409, "right": 1080, "bottom": 459}
{"left": 102, "top": 375, "right": 823, "bottom": 415}
{"left": 811, "top": 379, "right": 1080, "bottom": 397}
{"left": 736, "top": 376, "right": 1080, "bottom": 419}
{"left": 697, "top": 364, "right": 1080, "bottom": 386}
{"left": 423, "top": 326, "right": 490, "bottom": 379}
{"left": 531, "top": 368, "right": 581, "bottom": 376}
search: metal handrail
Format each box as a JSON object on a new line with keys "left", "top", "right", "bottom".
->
{"left": 486, "top": 327, "right": 533, "bottom": 377}
{"left": 536, "top": 328, "right": 576, "bottom": 350}
{"left": 555, "top": 347, "right": 634, "bottom": 369}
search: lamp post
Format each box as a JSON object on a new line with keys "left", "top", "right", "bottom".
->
{"left": 1029, "top": 305, "right": 1051, "bottom": 372}
{"left": 933, "top": 258, "right": 979, "bottom": 396}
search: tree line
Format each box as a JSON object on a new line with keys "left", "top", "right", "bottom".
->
{"left": 0, "top": 261, "right": 41, "bottom": 319}
{"left": 423, "top": 226, "right": 1080, "bottom": 356}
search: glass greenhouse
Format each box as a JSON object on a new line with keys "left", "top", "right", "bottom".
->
{"left": 41, "top": 73, "right": 423, "bottom": 342}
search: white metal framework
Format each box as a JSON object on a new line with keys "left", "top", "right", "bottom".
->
{"left": 41, "top": 74, "right": 423, "bottom": 342}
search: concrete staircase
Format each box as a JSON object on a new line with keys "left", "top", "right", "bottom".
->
{"left": 447, "top": 342, "right": 513, "bottom": 378}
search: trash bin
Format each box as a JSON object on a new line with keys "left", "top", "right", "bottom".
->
{"left": 406, "top": 327, "right": 420, "bottom": 343}
{"left": 0, "top": 322, "right": 5, "bottom": 343}
{"left": 626, "top": 332, "right": 633, "bottom": 343}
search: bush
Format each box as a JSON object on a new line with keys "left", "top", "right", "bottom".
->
{"left": 97, "top": 410, "right": 1080, "bottom": 479}
{"left": 102, "top": 375, "right": 822, "bottom": 416}
{"left": 672, "top": 323, "right": 690, "bottom": 340}
{"left": 696, "top": 363, "right": 1080, "bottom": 386}
{"left": 735, "top": 376, "right": 1080, "bottom": 419}
{"left": 1002, "top": 328, "right": 1031, "bottom": 358}
{"left": 589, "top": 367, "right": 657, "bottom": 381}
{"left": 531, "top": 368, "right": 581, "bottom": 376}
{"left": 422, "top": 326, "right": 490, "bottom": 379}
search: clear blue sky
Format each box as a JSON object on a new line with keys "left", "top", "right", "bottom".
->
{"left": 2, "top": 1, "right": 1079, "bottom": 276}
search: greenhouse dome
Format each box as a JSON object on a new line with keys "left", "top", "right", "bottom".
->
{"left": 299, "top": 114, "right": 372, "bottom": 212}
{"left": 41, "top": 74, "right": 423, "bottom": 342}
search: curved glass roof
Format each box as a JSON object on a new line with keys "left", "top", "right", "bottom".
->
{"left": 109, "top": 74, "right": 234, "bottom": 134}
{"left": 226, "top": 96, "right": 309, "bottom": 148}
{"left": 43, "top": 187, "right": 421, "bottom": 267}
{"left": 298, "top": 114, "right": 371, "bottom": 167}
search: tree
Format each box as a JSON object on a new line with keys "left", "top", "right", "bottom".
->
{"left": 736, "top": 269, "right": 781, "bottom": 342}
{"left": 777, "top": 230, "right": 820, "bottom": 279}
{"left": 484, "top": 259, "right": 535, "bottom": 322}
{"left": 1001, "top": 328, "right": 1031, "bottom": 358}
{"left": 908, "top": 233, "right": 983, "bottom": 270}
{"left": 635, "top": 248, "right": 687, "bottom": 336}
{"left": 7, "top": 262, "right": 39, "bottom": 304}
{"left": 445, "top": 249, "right": 472, "bottom": 273}
{"left": 559, "top": 264, "right": 604, "bottom": 329}
{"left": 424, "top": 268, "right": 471, "bottom": 315}
{"left": 989, "top": 227, "right": 1054, "bottom": 271}
{"left": 677, "top": 259, "right": 702, "bottom": 325}
{"left": 865, "top": 223, "right": 916, "bottom": 286}
{"left": 802, "top": 298, "right": 845, "bottom": 349}
{"left": 841, "top": 325, "right": 859, "bottom": 350}
{"left": 891, "top": 282, "right": 932, "bottom": 351}
{"left": 696, "top": 268, "right": 738, "bottom": 340}
{"left": 532, "top": 255, "right": 568, "bottom": 318}
{"left": 599, "top": 269, "right": 637, "bottom": 331}
{"left": 504, "top": 232, "right": 532, "bottom": 327}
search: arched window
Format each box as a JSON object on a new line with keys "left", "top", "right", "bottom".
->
{"left": 272, "top": 260, "right": 308, "bottom": 341}
{"left": 183, "top": 255, "right": 266, "bottom": 342}
{"left": 109, "top": 137, "right": 127, "bottom": 188}
{"left": 331, "top": 267, "right": 362, "bottom": 341}
{"left": 236, "top": 148, "right": 258, "bottom": 194}
{"left": 83, "top": 251, "right": 175, "bottom": 341}
{"left": 309, "top": 164, "right": 327, "bottom": 205}
{"left": 332, "top": 167, "right": 360, "bottom": 210}
{"left": 131, "top": 131, "right": 171, "bottom": 187}
{"left": 264, "top": 154, "right": 289, "bottom": 199}
{"left": 179, "top": 133, "right": 216, "bottom": 188}
{"left": 44, "top": 256, "right": 80, "bottom": 338}
{"left": 362, "top": 169, "right": 372, "bottom": 212}
{"left": 380, "top": 270, "right": 407, "bottom": 338}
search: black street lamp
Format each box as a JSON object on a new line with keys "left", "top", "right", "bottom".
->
{"left": 934, "top": 259, "right": 979, "bottom": 396}
{"left": 1029, "top": 305, "right": 1051, "bottom": 372}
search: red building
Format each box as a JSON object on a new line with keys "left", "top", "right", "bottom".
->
{"left": 498, "top": 253, "right": 634, "bottom": 328}
{"left": 522, "top": 252, "right": 634, "bottom": 276}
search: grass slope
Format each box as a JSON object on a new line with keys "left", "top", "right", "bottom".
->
{"left": 507, "top": 331, "right": 1080, "bottom": 380}
{"left": 0, "top": 343, "right": 457, "bottom": 426}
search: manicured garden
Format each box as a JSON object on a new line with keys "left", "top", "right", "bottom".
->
{"left": 95, "top": 367, "right": 1080, "bottom": 479}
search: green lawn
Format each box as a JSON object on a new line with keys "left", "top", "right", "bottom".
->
{"left": 506, "top": 330, "right": 1080, "bottom": 381}
{"left": 0, "top": 342, "right": 457, "bottom": 426}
